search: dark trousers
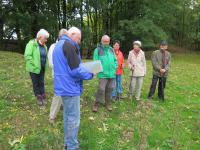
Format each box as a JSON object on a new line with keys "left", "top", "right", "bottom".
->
{"left": 95, "top": 78, "right": 114, "bottom": 104}
{"left": 148, "top": 75, "right": 167, "bottom": 100}
{"left": 30, "top": 68, "right": 45, "bottom": 96}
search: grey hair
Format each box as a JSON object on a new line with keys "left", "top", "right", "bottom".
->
{"left": 101, "top": 35, "right": 110, "bottom": 41}
{"left": 36, "top": 29, "right": 49, "bottom": 38}
{"left": 67, "top": 27, "right": 81, "bottom": 36}
{"left": 58, "top": 28, "right": 68, "bottom": 37}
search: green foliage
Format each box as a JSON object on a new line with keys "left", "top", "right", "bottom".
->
{"left": 1, "top": 0, "right": 200, "bottom": 52}
{"left": 117, "top": 19, "right": 168, "bottom": 49}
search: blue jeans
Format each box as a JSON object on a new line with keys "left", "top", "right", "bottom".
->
{"left": 62, "top": 96, "right": 80, "bottom": 150}
{"left": 112, "top": 75, "right": 122, "bottom": 97}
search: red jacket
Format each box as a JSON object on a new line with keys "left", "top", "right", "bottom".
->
{"left": 115, "top": 49, "right": 125, "bottom": 75}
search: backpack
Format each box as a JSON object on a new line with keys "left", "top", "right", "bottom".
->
{"left": 97, "top": 45, "right": 115, "bottom": 56}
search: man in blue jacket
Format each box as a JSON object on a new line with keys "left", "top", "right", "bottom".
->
{"left": 53, "top": 27, "right": 93, "bottom": 150}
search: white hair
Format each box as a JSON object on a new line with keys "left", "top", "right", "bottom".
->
{"left": 58, "top": 28, "right": 68, "bottom": 37}
{"left": 36, "top": 29, "right": 49, "bottom": 38}
{"left": 67, "top": 27, "right": 81, "bottom": 36}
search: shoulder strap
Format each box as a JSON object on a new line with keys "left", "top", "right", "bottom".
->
{"left": 109, "top": 47, "right": 115, "bottom": 54}
{"left": 97, "top": 46, "right": 104, "bottom": 56}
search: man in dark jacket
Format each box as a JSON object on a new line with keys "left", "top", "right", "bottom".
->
{"left": 53, "top": 27, "right": 93, "bottom": 150}
{"left": 148, "top": 41, "right": 171, "bottom": 101}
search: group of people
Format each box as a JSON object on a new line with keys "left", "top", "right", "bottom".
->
{"left": 24, "top": 27, "right": 171, "bottom": 150}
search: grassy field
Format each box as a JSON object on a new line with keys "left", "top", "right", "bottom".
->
{"left": 0, "top": 51, "right": 199, "bottom": 150}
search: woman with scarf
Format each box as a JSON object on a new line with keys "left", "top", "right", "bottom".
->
{"left": 127, "top": 40, "right": 146, "bottom": 101}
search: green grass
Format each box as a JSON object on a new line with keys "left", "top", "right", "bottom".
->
{"left": 0, "top": 51, "right": 199, "bottom": 150}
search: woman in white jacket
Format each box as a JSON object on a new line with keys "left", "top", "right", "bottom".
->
{"left": 127, "top": 41, "right": 146, "bottom": 101}
{"left": 48, "top": 29, "right": 68, "bottom": 123}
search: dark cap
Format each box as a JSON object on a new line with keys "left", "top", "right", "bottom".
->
{"left": 160, "top": 40, "right": 168, "bottom": 45}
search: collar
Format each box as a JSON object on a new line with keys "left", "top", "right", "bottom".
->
{"left": 160, "top": 49, "right": 166, "bottom": 53}
{"left": 115, "top": 49, "right": 121, "bottom": 55}
{"left": 60, "top": 35, "right": 80, "bottom": 50}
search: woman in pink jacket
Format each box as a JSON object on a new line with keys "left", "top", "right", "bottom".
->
{"left": 128, "top": 41, "right": 146, "bottom": 101}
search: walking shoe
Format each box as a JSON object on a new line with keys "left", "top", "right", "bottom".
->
{"left": 92, "top": 102, "right": 99, "bottom": 112}
{"left": 147, "top": 96, "right": 153, "bottom": 101}
{"left": 41, "top": 94, "right": 47, "bottom": 105}
{"left": 36, "top": 95, "right": 43, "bottom": 106}
{"left": 49, "top": 118, "right": 55, "bottom": 124}
{"left": 105, "top": 103, "right": 112, "bottom": 112}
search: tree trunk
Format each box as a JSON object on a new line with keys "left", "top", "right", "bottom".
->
{"left": 30, "top": 2, "right": 39, "bottom": 37}
{"left": 62, "top": 0, "right": 67, "bottom": 28}
{"left": 0, "top": 18, "right": 3, "bottom": 47}
{"left": 94, "top": 0, "right": 98, "bottom": 45}
{"left": 57, "top": 0, "right": 61, "bottom": 30}
{"left": 80, "top": 0, "right": 83, "bottom": 56}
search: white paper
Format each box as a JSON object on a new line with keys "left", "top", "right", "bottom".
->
{"left": 82, "top": 60, "right": 103, "bottom": 74}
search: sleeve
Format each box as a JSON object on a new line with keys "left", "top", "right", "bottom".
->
{"left": 93, "top": 48, "right": 99, "bottom": 61}
{"left": 165, "top": 53, "right": 171, "bottom": 71}
{"left": 63, "top": 41, "right": 93, "bottom": 80}
{"left": 152, "top": 51, "right": 161, "bottom": 71}
{"left": 143, "top": 52, "right": 147, "bottom": 75}
{"left": 127, "top": 52, "right": 132, "bottom": 70}
{"left": 69, "top": 64, "right": 93, "bottom": 80}
{"left": 24, "top": 41, "right": 33, "bottom": 65}
{"left": 63, "top": 41, "right": 80, "bottom": 70}
{"left": 122, "top": 53, "right": 125, "bottom": 66}
{"left": 48, "top": 44, "right": 55, "bottom": 68}
{"left": 113, "top": 52, "right": 118, "bottom": 69}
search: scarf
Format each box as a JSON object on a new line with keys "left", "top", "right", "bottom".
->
{"left": 133, "top": 48, "right": 140, "bottom": 57}
{"left": 161, "top": 50, "right": 166, "bottom": 68}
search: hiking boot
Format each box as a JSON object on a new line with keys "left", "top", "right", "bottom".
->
{"left": 158, "top": 96, "right": 165, "bottom": 101}
{"left": 42, "top": 94, "right": 47, "bottom": 105}
{"left": 105, "top": 103, "right": 112, "bottom": 112}
{"left": 49, "top": 118, "right": 55, "bottom": 124}
{"left": 147, "top": 96, "right": 153, "bottom": 101}
{"left": 36, "top": 95, "right": 43, "bottom": 106}
{"left": 92, "top": 102, "right": 99, "bottom": 112}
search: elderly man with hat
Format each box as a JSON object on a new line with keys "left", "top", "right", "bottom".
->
{"left": 148, "top": 40, "right": 171, "bottom": 101}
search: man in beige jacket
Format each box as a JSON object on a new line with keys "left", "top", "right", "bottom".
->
{"left": 128, "top": 41, "right": 146, "bottom": 101}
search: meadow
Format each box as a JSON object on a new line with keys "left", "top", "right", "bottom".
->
{"left": 0, "top": 51, "right": 199, "bottom": 150}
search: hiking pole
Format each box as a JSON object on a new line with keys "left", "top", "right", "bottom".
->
{"left": 128, "top": 68, "right": 134, "bottom": 101}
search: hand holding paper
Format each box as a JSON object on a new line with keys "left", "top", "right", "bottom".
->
{"left": 82, "top": 60, "right": 103, "bottom": 74}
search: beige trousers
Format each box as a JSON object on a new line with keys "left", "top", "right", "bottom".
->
{"left": 129, "top": 77, "right": 144, "bottom": 100}
{"left": 49, "top": 96, "right": 62, "bottom": 119}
